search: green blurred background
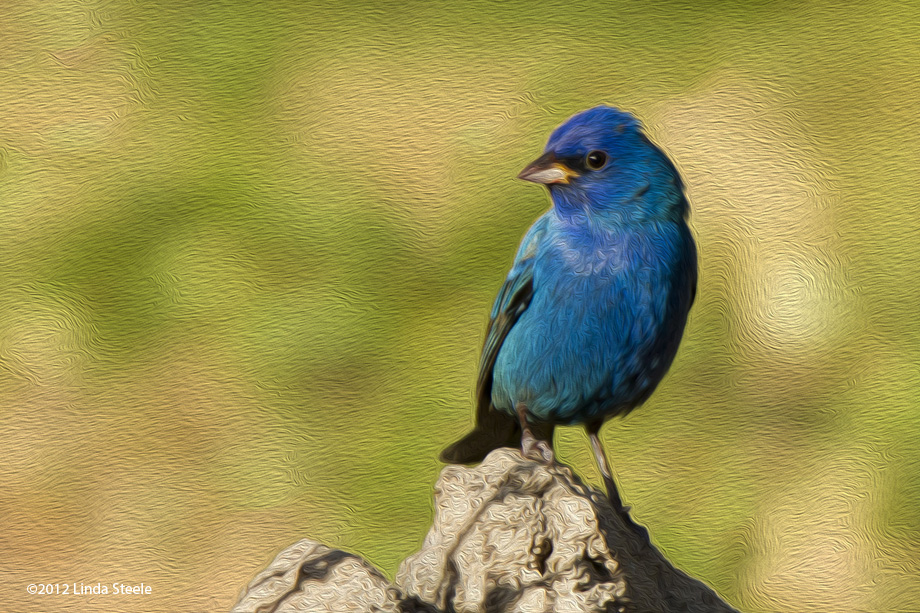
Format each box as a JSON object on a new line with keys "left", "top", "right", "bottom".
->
{"left": 1, "top": 1, "right": 919, "bottom": 611}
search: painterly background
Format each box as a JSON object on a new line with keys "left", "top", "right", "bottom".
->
{"left": 2, "top": 1, "right": 919, "bottom": 611}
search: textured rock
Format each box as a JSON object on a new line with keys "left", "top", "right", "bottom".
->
{"left": 233, "top": 448, "right": 739, "bottom": 612}
{"left": 231, "top": 540, "right": 401, "bottom": 613}
{"left": 396, "top": 448, "right": 738, "bottom": 613}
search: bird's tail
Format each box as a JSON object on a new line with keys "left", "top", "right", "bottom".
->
{"left": 440, "top": 409, "right": 555, "bottom": 464}
{"left": 440, "top": 409, "right": 521, "bottom": 464}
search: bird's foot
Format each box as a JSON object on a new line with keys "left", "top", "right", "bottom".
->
{"left": 515, "top": 402, "right": 554, "bottom": 464}
{"left": 521, "top": 434, "right": 555, "bottom": 465}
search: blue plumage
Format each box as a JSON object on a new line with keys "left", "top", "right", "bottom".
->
{"left": 442, "top": 106, "right": 696, "bottom": 501}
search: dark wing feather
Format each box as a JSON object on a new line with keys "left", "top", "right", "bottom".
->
{"left": 475, "top": 269, "right": 534, "bottom": 417}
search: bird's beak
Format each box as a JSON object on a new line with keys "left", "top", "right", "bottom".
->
{"left": 517, "top": 152, "right": 578, "bottom": 185}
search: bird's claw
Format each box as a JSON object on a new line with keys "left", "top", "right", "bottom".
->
{"left": 522, "top": 436, "right": 555, "bottom": 465}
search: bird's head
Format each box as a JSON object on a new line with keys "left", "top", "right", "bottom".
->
{"left": 518, "top": 106, "right": 687, "bottom": 226}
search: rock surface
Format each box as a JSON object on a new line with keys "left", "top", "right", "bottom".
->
{"left": 230, "top": 540, "right": 401, "bottom": 613}
{"left": 233, "top": 448, "right": 740, "bottom": 612}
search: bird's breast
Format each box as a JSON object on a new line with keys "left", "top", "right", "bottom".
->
{"left": 556, "top": 236, "right": 627, "bottom": 276}
{"left": 547, "top": 223, "right": 643, "bottom": 281}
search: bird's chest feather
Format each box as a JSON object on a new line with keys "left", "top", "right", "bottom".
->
{"left": 556, "top": 231, "right": 628, "bottom": 277}
{"left": 537, "top": 224, "right": 666, "bottom": 309}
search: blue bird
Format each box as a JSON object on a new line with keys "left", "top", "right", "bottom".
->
{"left": 441, "top": 106, "right": 697, "bottom": 507}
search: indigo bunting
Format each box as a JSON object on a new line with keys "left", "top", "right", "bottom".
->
{"left": 441, "top": 106, "right": 697, "bottom": 507}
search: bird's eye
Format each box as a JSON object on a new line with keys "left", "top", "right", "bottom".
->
{"left": 585, "top": 150, "right": 608, "bottom": 170}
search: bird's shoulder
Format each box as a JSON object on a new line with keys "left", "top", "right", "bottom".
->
{"left": 513, "top": 210, "right": 553, "bottom": 265}
{"left": 484, "top": 211, "right": 551, "bottom": 316}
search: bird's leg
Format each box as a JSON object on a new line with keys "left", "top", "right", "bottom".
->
{"left": 587, "top": 424, "right": 626, "bottom": 512}
{"left": 516, "top": 402, "right": 554, "bottom": 464}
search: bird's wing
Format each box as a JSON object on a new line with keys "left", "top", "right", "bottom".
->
{"left": 475, "top": 226, "right": 543, "bottom": 416}
{"left": 440, "top": 212, "right": 551, "bottom": 464}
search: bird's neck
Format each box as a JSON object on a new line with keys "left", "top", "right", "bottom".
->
{"left": 549, "top": 193, "right": 638, "bottom": 234}
{"left": 549, "top": 183, "right": 686, "bottom": 229}
{"left": 549, "top": 186, "right": 594, "bottom": 224}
